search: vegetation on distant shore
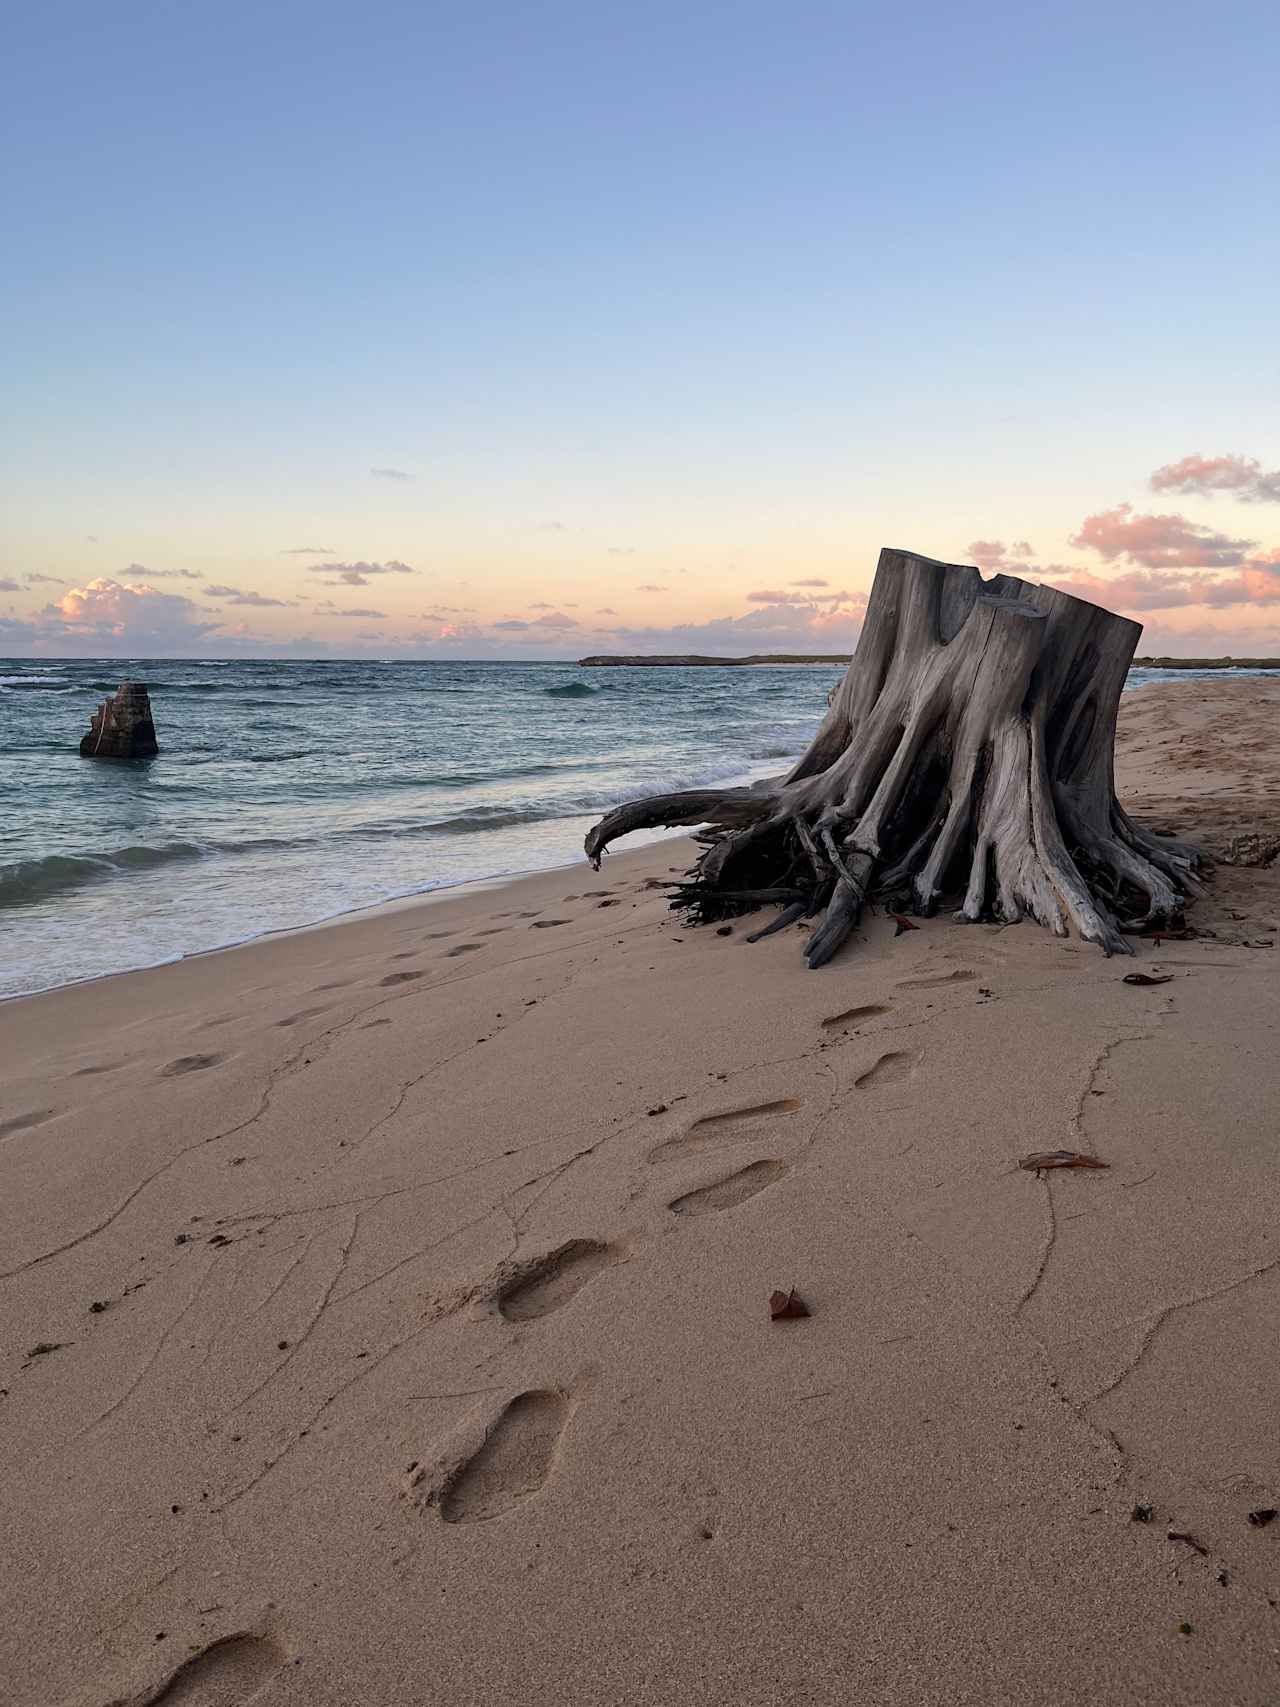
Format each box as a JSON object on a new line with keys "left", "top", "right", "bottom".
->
{"left": 579, "top": 652, "right": 1280, "bottom": 670}
{"left": 1132, "top": 656, "right": 1280, "bottom": 669}
{"left": 578, "top": 653, "right": 852, "bottom": 666}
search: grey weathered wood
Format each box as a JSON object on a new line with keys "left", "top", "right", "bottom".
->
{"left": 585, "top": 548, "right": 1205, "bottom": 966}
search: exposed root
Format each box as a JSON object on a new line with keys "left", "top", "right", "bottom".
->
{"left": 586, "top": 550, "right": 1206, "bottom": 966}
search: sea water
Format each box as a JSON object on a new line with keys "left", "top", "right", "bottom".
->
{"left": 1, "top": 658, "right": 1271, "bottom": 999}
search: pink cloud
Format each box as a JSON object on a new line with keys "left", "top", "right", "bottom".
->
{"left": 612, "top": 596, "right": 866, "bottom": 655}
{"left": 43, "top": 577, "right": 223, "bottom": 650}
{"left": 1070, "top": 504, "right": 1255, "bottom": 569}
{"left": 966, "top": 540, "right": 1045, "bottom": 574}
{"left": 1151, "top": 453, "right": 1280, "bottom": 505}
{"left": 748, "top": 587, "right": 861, "bottom": 607}
{"left": 1040, "top": 551, "right": 1280, "bottom": 612}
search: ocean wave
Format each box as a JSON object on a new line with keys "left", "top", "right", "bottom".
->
{"left": 0, "top": 841, "right": 212, "bottom": 909}
{"left": 0, "top": 674, "right": 75, "bottom": 689}
{"left": 543, "top": 682, "right": 598, "bottom": 698}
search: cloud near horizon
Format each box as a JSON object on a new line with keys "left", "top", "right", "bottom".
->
{"left": 1151, "top": 453, "right": 1280, "bottom": 505}
{"left": 118, "top": 563, "right": 204, "bottom": 581}
{"left": 747, "top": 587, "right": 858, "bottom": 606}
{"left": 1070, "top": 505, "right": 1256, "bottom": 569}
{"left": 281, "top": 545, "right": 337, "bottom": 555}
{"left": 610, "top": 596, "right": 865, "bottom": 655}
{"left": 1041, "top": 554, "right": 1280, "bottom": 612}
{"left": 203, "top": 584, "right": 291, "bottom": 607}
{"left": 369, "top": 466, "right": 412, "bottom": 481}
{"left": 308, "top": 560, "right": 416, "bottom": 587}
{"left": 966, "top": 540, "right": 1042, "bottom": 574}
{"left": 42, "top": 578, "right": 223, "bottom": 650}
{"left": 962, "top": 527, "right": 1280, "bottom": 619}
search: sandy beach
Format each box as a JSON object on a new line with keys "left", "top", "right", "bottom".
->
{"left": 2, "top": 675, "right": 1278, "bottom": 1707}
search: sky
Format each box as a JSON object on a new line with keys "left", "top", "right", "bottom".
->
{"left": 3, "top": 0, "right": 1278, "bottom": 659}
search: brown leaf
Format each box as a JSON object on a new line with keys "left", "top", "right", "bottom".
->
{"left": 1123, "top": 973, "right": 1173, "bottom": 986}
{"left": 769, "top": 1288, "right": 811, "bottom": 1321}
{"left": 1018, "top": 1150, "right": 1109, "bottom": 1173}
{"left": 1248, "top": 1508, "right": 1277, "bottom": 1527}
{"left": 889, "top": 913, "right": 919, "bottom": 935}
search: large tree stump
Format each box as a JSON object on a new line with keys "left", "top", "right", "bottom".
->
{"left": 585, "top": 548, "right": 1205, "bottom": 965}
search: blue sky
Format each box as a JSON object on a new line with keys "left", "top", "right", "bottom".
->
{"left": 3, "top": 0, "right": 1278, "bottom": 656}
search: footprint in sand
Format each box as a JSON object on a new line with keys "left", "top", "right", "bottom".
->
{"left": 105, "top": 1630, "right": 288, "bottom": 1706}
{"left": 477, "top": 927, "right": 509, "bottom": 936}
{"left": 650, "top": 1099, "right": 802, "bottom": 1163}
{"left": 0, "top": 1109, "right": 55, "bottom": 1139}
{"left": 380, "top": 970, "right": 427, "bottom": 985}
{"left": 896, "top": 969, "right": 975, "bottom": 989}
{"left": 362, "top": 1017, "right": 391, "bottom": 1029}
{"left": 444, "top": 944, "right": 484, "bottom": 958}
{"left": 275, "top": 1005, "right": 331, "bottom": 1027}
{"left": 438, "top": 1390, "right": 574, "bottom": 1524}
{"left": 425, "top": 930, "right": 457, "bottom": 940}
{"left": 669, "top": 1159, "right": 789, "bottom": 1216}
{"left": 529, "top": 919, "right": 570, "bottom": 929}
{"left": 515, "top": 911, "right": 541, "bottom": 919}
{"left": 159, "top": 1054, "right": 226, "bottom": 1078}
{"left": 821, "top": 1003, "right": 890, "bottom": 1031}
{"left": 72, "top": 1061, "right": 125, "bottom": 1077}
{"left": 494, "top": 1239, "right": 625, "bottom": 1322}
{"left": 854, "top": 1051, "right": 917, "bottom": 1089}
{"left": 314, "top": 978, "right": 355, "bottom": 991}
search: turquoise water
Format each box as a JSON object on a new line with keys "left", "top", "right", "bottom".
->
{"left": 1, "top": 658, "right": 1273, "bottom": 999}
{"left": 0, "top": 658, "right": 836, "bottom": 998}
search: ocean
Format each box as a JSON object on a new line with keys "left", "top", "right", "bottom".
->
{"left": 1, "top": 657, "right": 1272, "bottom": 1000}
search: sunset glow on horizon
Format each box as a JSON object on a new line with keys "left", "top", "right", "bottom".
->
{"left": 3, "top": 2, "right": 1277, "bottom": 660}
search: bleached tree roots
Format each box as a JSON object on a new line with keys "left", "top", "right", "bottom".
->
{"left": 585, "top": 549, "right": 1205, "bottom": 967}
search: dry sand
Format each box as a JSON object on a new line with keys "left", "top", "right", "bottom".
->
{"left": 2, "top": 676, "right": 1278, "bottom": 1707}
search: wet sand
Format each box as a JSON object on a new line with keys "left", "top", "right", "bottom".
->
{"left": 2, "top": 677, "right": 1278, "bottom": 1706}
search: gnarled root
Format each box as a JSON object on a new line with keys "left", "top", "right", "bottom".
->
{"left": 584, "top": 549, "right": 1206, "bottom": 967}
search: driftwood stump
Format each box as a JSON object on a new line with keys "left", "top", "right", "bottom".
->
{"left": 585, "top": 548, "right": 1205, "bottom": 965}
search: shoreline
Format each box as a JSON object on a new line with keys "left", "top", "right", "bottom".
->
{"left": 5, "top": 668, "right": 1273, "bottom": 1007}
{"left": 2, "top": 675, "right": 1278, "bottom": 1706}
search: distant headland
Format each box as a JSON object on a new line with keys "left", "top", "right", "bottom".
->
{"left": 1132, "top": 656, "right": 1280, "bottom": 669}
{"left": 576, "top": 653, "right": 852, "bottom": 667}
{"left": 577, "top": 653, "right": 1280, "bottom": 670}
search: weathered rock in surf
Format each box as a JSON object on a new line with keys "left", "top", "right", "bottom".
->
{"left": 79, "top": 681, "right": 159, "bottom": 760}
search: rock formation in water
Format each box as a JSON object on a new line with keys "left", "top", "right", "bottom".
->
{"left": 79, "top": 681, "right": 159, "bottom": 760}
